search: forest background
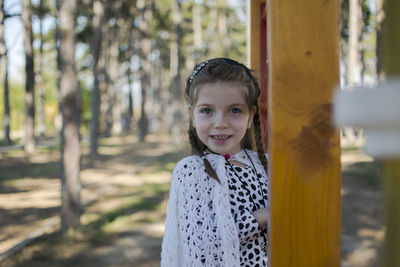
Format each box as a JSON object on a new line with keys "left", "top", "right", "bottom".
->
{"left": 0, "top": 0, "right": 384, "bottom": 266}
{"left": 0, "top": 0, "right": 378, "bottom": 148}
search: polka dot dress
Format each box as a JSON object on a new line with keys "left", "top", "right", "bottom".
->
{"left": 225, "top": 160, "right": 268, "bottom": 267}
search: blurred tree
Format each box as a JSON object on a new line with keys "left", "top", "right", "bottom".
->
{"left": 170, "top": 0, "right": 182, "bottom": 91}
{"left": 198, "top": 0, "right": 246, "bottom": 61}
{"left": 103, "top": 0, "right": 122, "bottom": 137}
{"left": 340, "top": 0, "right": 373, "bottom": 145}
{"left": 55, "top": 0, "right": 62, "bottom": 137}
{"left": 168, "top": 0, "right": 184, "bottom": 142}
{"left": 147, "top": 0, "right": 170, "bottom": 133}
{"left": 58, "top": 0, "right": 81, "bottom": 231}
{"left": 90, "top": 0, "right": 107, "bottom": 157}
{"left": 341, "top": 0, "right": 372, "bottom": 85}
{"left": 34, "top": 0, "right": 51, "bottom": 138}
{"left": 0, "top": 0, "right": 11, "bottom": 144}
{"left": 358, "top": 0, "right": 372, "bottom": 84}
{"left": 192, "top": 3, "right": 202, "bottom": 59}
{"left": 347, "top": 0, "right": 362, "bottom": 87}
{"left": 376, "top": 0, "right": 384, "bottom": 79}
{"left": 125, "top": 3, "right": 137, "bottom": 133}
{"left": 138, "top": 0, "right": 152, "bottom": 142}
{"left": 22, "top": 0, "right": 35, "bottom": 152}
{"left": 217, "top": 0, "right": 230, "bottom": 57}
{"left": 141, "top": 0, "right": 247, "bottom": 142}
{"left": 2, "top": 0, "right": 248, "bottom": 147}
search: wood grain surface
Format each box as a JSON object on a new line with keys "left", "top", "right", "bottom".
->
{"left": 267, "top": 0, "right": 342, "bottom": 266}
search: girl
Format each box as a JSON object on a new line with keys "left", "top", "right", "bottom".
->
{"left": 161, "top": 58, "right": 269, "bottom": 267}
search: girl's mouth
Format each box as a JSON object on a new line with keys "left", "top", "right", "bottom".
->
{"left": 211, "top": 135, "right": 231, "bottom": 140}
{"left": 211, "top": 135, "right": 231, "bottom": 144}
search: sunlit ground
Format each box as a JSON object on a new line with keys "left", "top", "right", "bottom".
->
{"left": 0, "top": 133, "right": 185, "bottom": 266}
{"left": 341, "top": 147, "right": 384, "bottom": 267}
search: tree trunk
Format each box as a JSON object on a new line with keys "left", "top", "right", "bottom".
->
{"left": 59, "top": 0, "right": 81, "bottom": 232}
{"left": 127, "top": 85, "right": 133, "bottom": 132}
{"left": 126, "top": 56, "right": 134, "bottom": 134}
{"left": 90, "top": 0, "right": 106, "bottom": 157}
{"left": 22, "top": 0, "right": 35, "bottom": 153}
{"left": 139, "top": 48, "right": 150, "bottom": 142}
{"left": 126, "top": 34, "right": 134, "bottom": 133}
{"left": 138, "top": 0, "right": 152, "bottom": 142}
{"left": 186, "top": 3, "right": 201, "bottom": 68}
{"left": 103, "top": 20, "right": 119, "bottom": 137}
{"left": 193, "top": 4, "right": 202, "bottom": 52}
{"left": 346, "top": 0, "right": 362, "bottom": 87}
{"left": 218, "top": 7, "right": 230, "bottom": 56}
{"left": 148, "top": 57, "right": 161, "bottom": 132}
{"left": 0, "top": 0, "right": 11, "bottom": 145}
{"left": 55, "top": 0, "right": 62, "bottom": 135}
{"left": 37, "top": 0, "right": 46, "bottom": 138}
{"left": 168, "top": 0, "right": 184, "bottom": 144}
{"left": 343, "top": 0, "right": 362, "bottom": 145}
{"left": 376, "top": 0, "right": 385, "bottom": 79}
{"left": 125, "top": 4, "right": 137, "bottom": 134}
{"left": 207, "top": 6, "right": 217, "bottom": 36}
{"left": 171, "top": 0, "right": 182, "bottom": 90}
{"left": 206, "top": 5, "right": 218, "bottom": 53}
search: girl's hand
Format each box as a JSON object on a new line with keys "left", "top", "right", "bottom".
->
{"left": 252, "top": 208, "right": 269, "bottom": 229}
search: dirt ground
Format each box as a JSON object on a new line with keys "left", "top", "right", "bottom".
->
{"left": 0, "top": 134, "right": 383, "bottom": 266}
{"left": 0, "top": 134, "right": 185, "bottom": 267}
{"left": 340, "top": 150, "right": 383, "bottom": 267}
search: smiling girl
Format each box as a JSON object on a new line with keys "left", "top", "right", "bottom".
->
{"left": 161, "top": 58, "right": 269, "bottom": 267}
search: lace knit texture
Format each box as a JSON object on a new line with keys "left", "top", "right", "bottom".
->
{"left": 161, "top": 149, "right": 269, "bottom": 267}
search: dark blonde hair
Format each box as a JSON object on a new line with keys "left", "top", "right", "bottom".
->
{"left": 186, "top": 58, "right": 268, "bottom": 183}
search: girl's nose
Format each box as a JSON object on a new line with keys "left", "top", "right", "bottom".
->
{"left": 214, "top": 113, "right": 228, "bottom": 128}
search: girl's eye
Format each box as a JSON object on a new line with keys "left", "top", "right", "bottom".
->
{"left": 230, "top": 107, "right": 242, "bottom": 114}
{"left": 200, "top": 108, "right": 212, "bottom": 114}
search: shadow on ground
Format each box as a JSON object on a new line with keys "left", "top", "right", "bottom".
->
{"left": 0, "top": 134, "right": 177, "bottom": 267}
{"left": 340, "top": 155, "right": 383, "bottom": 267}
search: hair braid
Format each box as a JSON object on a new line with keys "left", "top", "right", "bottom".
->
{"left": 253, "top": 108, "right": 269, "bottom": 176}
{"left": 188, "top": 126, "right": 221, "bottom": 183}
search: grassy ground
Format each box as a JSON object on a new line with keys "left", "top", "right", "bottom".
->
{"left": 340, "top": 149, "right": 383, "bottom": 267}
{"left": 0, "top": 135, "right": 383, "bottom": 267}
{"left": 0, "top": 133, "right": 186, "bottom": 267}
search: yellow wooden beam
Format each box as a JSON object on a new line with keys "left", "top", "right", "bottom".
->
{"left": 383, "top": 0, "right": 400, "bottom": 76}
{"left": 267, "top": 0, "right": 341, "bottom": 266}
{"left": 382, "top": 160, "right": 400, "bottom": 267}
{"left": 381, "top": 1, "right": 400, "bottom": 266}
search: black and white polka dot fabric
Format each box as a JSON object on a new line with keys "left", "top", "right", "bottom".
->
{"left": 161, "top": 149, "right": 269, "bottom": 267}
{"left": 225, "top": 161, "right": 268, "bottom": 267}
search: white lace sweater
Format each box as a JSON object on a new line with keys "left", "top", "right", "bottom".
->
{"left": 161, "top": 149, "right": 269, "bottom": 267}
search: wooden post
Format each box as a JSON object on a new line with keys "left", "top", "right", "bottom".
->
{"left": 382, "top": 159, "right": 400, "bottom": 267}
{"left": 380, "top": 1, "right": 400, "bottom": 266}
{"left": 382, "top": 0, "right": 400, "bottom": 77}
{"left": 248, "top": 0, "right": 268, "bottom": 148}
{"left": 267, "top": 0, "right": 341, "bottom": 266}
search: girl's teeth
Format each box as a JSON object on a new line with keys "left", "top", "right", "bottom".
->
{"left": 214, "top": 136, "right": 228, "bottom": 140}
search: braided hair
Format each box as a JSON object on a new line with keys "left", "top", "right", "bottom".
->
{"left": 185, "top": 58, "right": 268, "bottom": 183}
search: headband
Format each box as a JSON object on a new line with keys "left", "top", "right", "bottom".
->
{"left": 188, "top": 60, "right": 209, "bottom": 84}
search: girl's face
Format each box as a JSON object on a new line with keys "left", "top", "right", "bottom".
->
{"left": 191, "top": 81, "right": 255, "bottom": 156}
